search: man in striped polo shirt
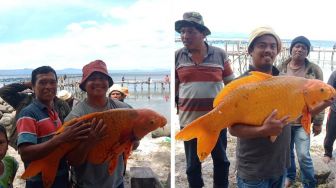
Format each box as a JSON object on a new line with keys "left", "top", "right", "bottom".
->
{"left": 16, "top": 66, "right": 92, "bottom": 188}
{"left": 175, "top": 12, "right": 234, "bottom": 188}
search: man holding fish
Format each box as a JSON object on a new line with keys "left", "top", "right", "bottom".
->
{"left": 16, "top": 66, "right": 92, "bottom": 188}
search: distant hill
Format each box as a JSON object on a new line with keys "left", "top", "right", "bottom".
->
{"left": 0, "top": 68, "right": 170, "bottom": 76}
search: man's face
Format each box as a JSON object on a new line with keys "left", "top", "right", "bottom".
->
{"left": 180, "top": 26, "right": 205, "bottom": 50}
{"left": 84, "top": 72, "right": 109, "bottom": 98}
{"left": 250, "top": 35, "right": 278, "bottom": 71}
{"left": 291, "top": 43, "right": 308, "bottom": 61}
{"left": 33, "top": 72, "right": 57, "bottom": 104}
{"left": 110, "top": 91, "right": 123, "bottom": 101}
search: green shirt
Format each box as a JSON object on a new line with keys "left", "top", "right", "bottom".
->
{"left": 0, "top": 156, "right": 18, "bottom": 188}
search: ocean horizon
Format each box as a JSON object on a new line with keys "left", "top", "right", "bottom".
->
{"left": 175, "top": 32, "right": 336, "bottom": 49}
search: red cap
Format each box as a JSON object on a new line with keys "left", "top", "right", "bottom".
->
{"left": 79, "top": 60, "right": 113, "bottom": 91}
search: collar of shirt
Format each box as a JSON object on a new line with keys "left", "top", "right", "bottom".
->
{"left": 248, "top": 64, "right": 280, "bottom": 76}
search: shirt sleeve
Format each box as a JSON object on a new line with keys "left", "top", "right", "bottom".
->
{"left": 16, "top": 109, "right": 38, "bottom": 146}
{"left": 0, "top": 83, "right": 28, "bottom": 109}
{"left": 64, "top": 102, "right": 83, "bottom": 122}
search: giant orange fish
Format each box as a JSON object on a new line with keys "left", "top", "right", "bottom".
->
{"left": 175, "top": 71, "right": 335, "bottom": 161}
{"left": 21, "top": 108, "right": 167, "bottom": 188}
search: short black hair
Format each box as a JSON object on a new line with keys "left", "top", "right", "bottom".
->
{"left": 31, "top": 66, "right": 58, "bottom": 86}
{"left": 0, "top": 125, "right": 8, "bottom": 141}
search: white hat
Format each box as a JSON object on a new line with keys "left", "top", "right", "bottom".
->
{"left": 57, "top": 90, "right": 72, "bottom": 101}
{"left": 109, "top": 84, "right": 122, "bottom": 93}
{"left": 108, "top": 84, "right": 129, "bottom": 96}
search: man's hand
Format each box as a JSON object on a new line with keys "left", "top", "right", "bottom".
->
{"left": 86, "top": 118, "right": 108, "bottom": 146}
{"left": 312, "top": 124, "right": 322, "bottom": 136}
{"left": 56, "top": 120, "right": 91, "bottom": 143}
{"left": 260, "top": 109, "right": 290, "bottom": 136}
{"left": 23, "top": 81, "right": 33, "bottom": 89}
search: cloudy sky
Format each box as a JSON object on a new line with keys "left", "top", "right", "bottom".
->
{"left": 0, "top": 0, "right": 173, "bottom": 70}
{"left": 174, "top": 0, "right": 336, "bottom": 41}
{"left": 1, "top": 0, "right": 334, "bottom": 70}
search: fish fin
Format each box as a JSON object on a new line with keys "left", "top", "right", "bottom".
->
{"left": 301, "top": 105, "right": 312, "bottom": 135}
{"left": 197, "top": 130, "right": 221, "bottom": 161}
{"left": 108, "top": 158, "right": 118, "bottom": 175}
{"left": 105, "top": 140, "right": 132, "bottom": 175}
{"left": 42, "top": 160, "right": 59, "bottom": 188}
{"left": 213, "top": 71, "right": 272, "bottom": 107}
{"left": 123, "top": 141, "right": 133, "bottom": 166}
{"left": 269, "top": 136, "right": 277, "bottom": 142}
{"left": 175, "top": 116, "right": 221, "bottom": 161}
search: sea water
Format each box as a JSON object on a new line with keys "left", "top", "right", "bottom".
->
{"left": 0, "top": 72, "right": 171, "bottom": 129}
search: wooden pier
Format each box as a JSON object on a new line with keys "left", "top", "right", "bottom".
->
{"left": 57, "top": 75, "right": 170, "bottom": 99}
{"left": 208, "top": 40, "right": 336, "bottom": 75}
{"left": 117, "top": 80, "right": 170, "bottom": 92}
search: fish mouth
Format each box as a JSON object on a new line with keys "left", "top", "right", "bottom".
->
{"left": 328, "top": 85, "right": 336, "bottom": 99}
{"left": 160, "top": 116, "right": 167, "bottom": 127}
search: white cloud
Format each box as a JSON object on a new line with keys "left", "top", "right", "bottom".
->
{"left": 0, "top": 0, "right": 174, "bottom": 70}
{"left": 173, "top": 0, "right": 336, "bottom": 40}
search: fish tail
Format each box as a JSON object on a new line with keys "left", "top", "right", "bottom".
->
{"left": 21, "top": 144, "right": 72, "bottom": 187}
{"left": 21, "top": 160, "right": 44, "bottom": 179}
{"left": 175, "top": 116, "right": 222, "bottom": 161}
{"left": 175, "top": 116, "right": 209, "bottom": 141}
{"left": 21, "top": 157, "right": 60, "bottom": 188}
{"left": 196, "top": 130, "right": 221, "bottom": 161}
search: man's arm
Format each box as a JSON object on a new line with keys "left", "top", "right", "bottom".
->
{"left": 18, "top": 120, "right": 91, "bottom": 163}
{"left": 0, "top": 82, "right": 31, "bottom": 109}
{"left": 229, "top": 109, "right": 290, "bottom": 139}
{"left": 222, "top": 60, "right": 235, "bottom": 85}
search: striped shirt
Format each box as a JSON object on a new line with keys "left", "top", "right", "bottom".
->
{"left": 175, "top": 43, "right": 234, "bottom": 127}
{"left": 16, "top": 99, "right": 68, "bottom": 184}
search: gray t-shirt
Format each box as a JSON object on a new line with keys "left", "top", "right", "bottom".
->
{"left": 65, "top": 98, "right": 130, "bottom": 188}
{"left": 236, "top": 125, "right": 291, "bottom": 180}
{"left": 236, "top": 69, "right": 291, "bottom": 180}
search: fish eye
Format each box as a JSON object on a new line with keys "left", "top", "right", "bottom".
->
{"left": 150, "top": 120, "right": 154, "bottom": 125}
{"left": 320, "top": 88, "right": 324, "bottom": 92}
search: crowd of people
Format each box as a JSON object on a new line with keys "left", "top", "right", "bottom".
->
{"left": 0, "top": 60, "right": 138, "bottom": 188}
{"left": 175, "top": 12, "right": 336, "bottom": 188}
{"left": 0, "top": 10, "right": 335, "bottom": 188}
